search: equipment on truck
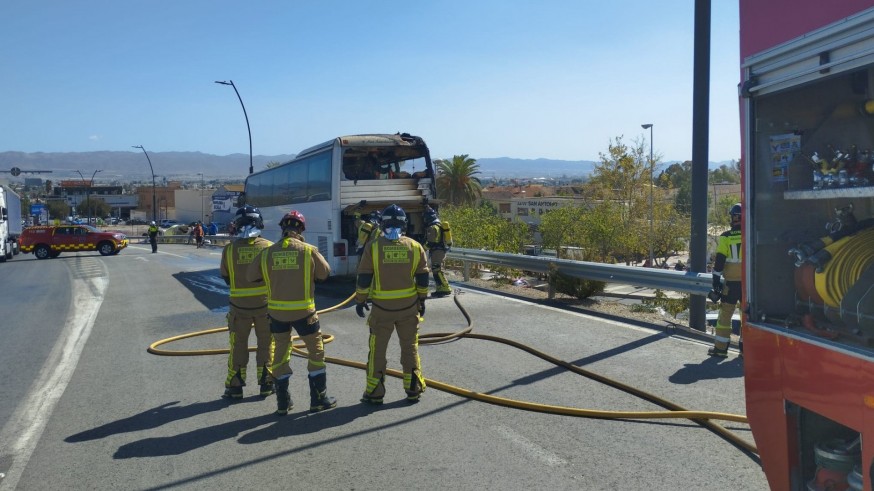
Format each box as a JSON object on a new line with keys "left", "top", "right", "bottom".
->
{"left": 0, "top": 185, "right": 23, "bottom": 262}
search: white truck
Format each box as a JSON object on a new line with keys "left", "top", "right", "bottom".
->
{"left": 0, "top": 184, "right": 23, "bottom": 262}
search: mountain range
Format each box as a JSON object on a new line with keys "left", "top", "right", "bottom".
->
{"left": 0, "top": 151, "right": 731, "bottom": 182}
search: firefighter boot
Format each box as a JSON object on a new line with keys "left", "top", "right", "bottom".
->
{"left": 222, "top": 372, "right": 245, "bottom": 400}
{"left": 360, "top": 375, "right": 385, "bottom": 405}
{"left": 275, "top": 377, "right": 293, "bottom": 416}
{"left": 258, "top": 366, "right": 275, "bottom": 397}
{"left": 405, "top": 371, "right": 426, "bottom": 403}
{"left": 708, "top": 346, "right": 729, "bottom": 357}
{"left": 308, "top": 372, "right": 337, "bottom": 413}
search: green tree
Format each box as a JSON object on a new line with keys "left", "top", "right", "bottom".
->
{"left": 435, "top": 154, "right": 483, "bottom": 206}
{"left": 709, "top": 161, "right": 741, "bottom": 184}
{"left": 46, "top": 200, "right": 71, "bottom": 221}
{"left": 440, "top": 203, "right": 529, "bottom": 253}
{"left": 710, "top": 194, "right": 741, "bottom": 228}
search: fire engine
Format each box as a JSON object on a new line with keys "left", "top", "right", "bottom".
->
{"left": 19, "top": 224, "right": 128, "bottom": 259}
{"left": 740, "top": 1, "right": 874, "bottom": 489}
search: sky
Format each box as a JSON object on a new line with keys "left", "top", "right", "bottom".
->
{"left": 0, "top": 1, "right": 741, "bottom": 163}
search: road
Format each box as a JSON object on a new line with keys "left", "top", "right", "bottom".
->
{"left": 0, "top": 243, "right": 767, "bottom": 490}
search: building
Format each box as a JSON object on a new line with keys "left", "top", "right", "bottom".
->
{"left": 210, "top": 184, "right": 244, "bottom": 228}
{"left": 135, "top": 181, "right": 182, "bottom": 222}
{"left": 52, "top": 180, "right": 137, "bottom": 218}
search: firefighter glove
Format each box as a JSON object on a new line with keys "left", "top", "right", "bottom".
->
{"left": 711, "top": 273, "right": 723, "bottom": 292}
{"left": 355, "top": 301, "right": 370, "bottom": 318}
{"left": 707, "top": 289, "right": 722, "bottom": 303}
{"left": 418, "top": 299, "right": 426, "bottom": 317}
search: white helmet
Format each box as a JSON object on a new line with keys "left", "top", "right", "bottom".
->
{"left": 150, "top": 221, "right": 156, "bottom": 226}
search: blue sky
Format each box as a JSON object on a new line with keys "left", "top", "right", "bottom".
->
{"left": 0, "top": 1, "right": 740, "bottom": 163}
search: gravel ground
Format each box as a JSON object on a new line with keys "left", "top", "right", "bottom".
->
{"left": 445, "top": 269, "right": 675, "bottom": 328}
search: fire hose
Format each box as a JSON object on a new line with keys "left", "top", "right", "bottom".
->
{"left": 148, "top": 291, "right": 757, "bottom": 457}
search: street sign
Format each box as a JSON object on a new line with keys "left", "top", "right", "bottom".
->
{"left": 31, "top": 203, "right": 46, "bottom": 215}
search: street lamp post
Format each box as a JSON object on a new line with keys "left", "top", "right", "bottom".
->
{"left": 75, "top": 169, "right": 102, "bottom": 225}
{"left": 641, "top": 123, "right": 654, "bottom": 267}
{"left": 214, "top": 80, "right": 254, "bottom": 175}
{"left": 199, "top": 172, "right": 204, "bottom": 223}
{"left": 132, "top": 145, "right": 157, "bottom": 223}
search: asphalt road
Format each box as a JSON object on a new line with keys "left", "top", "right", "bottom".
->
{"left": 0, "top": 242, "right": 768, "bottom": 490}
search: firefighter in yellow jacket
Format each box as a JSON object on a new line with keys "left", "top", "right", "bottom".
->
{"left": 423, "top": 207, "right": 452, "bottom": 297}
{"left": 708, "top": 203, "right": 743, "bottom": 357}
{"left": 219, "top": 206, "right": 274, "bottom": 399}
{"left": 356, "top": 210, "right": 381, "bottom": 256}
{"left": 246, "top": 210, "right": 337, "bottom": 415}
{"left": 355, "top": 204, "right": 430, "bottom": 404}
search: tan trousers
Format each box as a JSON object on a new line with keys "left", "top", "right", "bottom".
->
{"left": 364, "top": 302, "right": 425, "bottom": 398}
{"left": 429, "top": 249, "right": 450, "bottom": 293}
{"left": 269, "top": 316, "right": 326, "bottom": 380}
{"left": 225, "top": 307, "right": 273, "bottom": 387}
{"left": 714, "top": 282, "right": 740, "bottom": 351}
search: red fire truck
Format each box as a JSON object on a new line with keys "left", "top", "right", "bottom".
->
{"left": 740, "top": 1, "right": 874, "bottom": 489}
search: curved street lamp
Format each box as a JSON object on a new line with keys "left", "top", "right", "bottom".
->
{"left": 75, "top": 169, "right": 102, "bottom": 224}
{"left": 132, "top": 145, "right": 157, "bottom": 223}
{"left": 215, "top": 80, "right": 254, "bottom": 175}
{"left": 641, "top": 123, "right": 654, "bottom": 267}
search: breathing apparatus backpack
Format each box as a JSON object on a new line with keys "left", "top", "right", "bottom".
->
{"left": 439, "top": 221, "right": 453, "bottom": 248}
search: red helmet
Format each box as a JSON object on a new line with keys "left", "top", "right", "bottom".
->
{"left": 279, "top": 210, "right": 306, "bottom": 231}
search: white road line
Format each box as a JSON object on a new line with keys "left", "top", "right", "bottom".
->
{"left": 492, "top": 425, "right": 566, "bottom": 467}
{"left": 0, "top": 263, "right": 108, "bottom": 490}
{"left": 126, "top": 245, "right": 187, "bottom": 258}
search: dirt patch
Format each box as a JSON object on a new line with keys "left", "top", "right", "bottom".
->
{"left": 446, "top": 269, "right": 674, "bottom": 328}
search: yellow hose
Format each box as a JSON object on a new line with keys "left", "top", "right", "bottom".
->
{"left": 147, "top": 290, "right": 756, "bottom": 456}
{"left": 815, "top": 229, "right": 874, "bottom": 307}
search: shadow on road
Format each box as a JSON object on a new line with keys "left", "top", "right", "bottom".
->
{"left": 668, "top": 356, "right": 744, "bottom": 384}
{"left": 65, "top": 399, "right": 239, "bottom": 442}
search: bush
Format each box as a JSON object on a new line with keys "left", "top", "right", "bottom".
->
{"left": 547, "top": 263, "right": 605, "bottom": 300}
{"left": 631, "top": 290, "right": 689, "bottom": 317}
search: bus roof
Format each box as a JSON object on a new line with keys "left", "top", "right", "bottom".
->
{"left": 295, "top": 133, "right": 428, "bottom": 159}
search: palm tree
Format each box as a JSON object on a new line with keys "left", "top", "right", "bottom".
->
{"left": 436, "top": 154, "right": 483, "bottom": 206}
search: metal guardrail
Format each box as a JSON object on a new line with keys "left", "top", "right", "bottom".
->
{"left": 150, "top": 235, "right": 233, "bottom": 246}
{"left": 446, "top": 247, "right": 713, "bottom": 296}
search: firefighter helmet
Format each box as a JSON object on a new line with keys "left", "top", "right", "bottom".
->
{"left": 729, "top": 203, "right": 741, "bottom": 223}
{"left": 367, "top": 210, "right": 381, "bottom": 224}
{"left": 279, "top": 210, "right": 306, "bottom": 232}
{"left": 234, "top": 205, "right": 264, "bottom": 237}
{"left": 380, "top": 204, "right": 407, "bottom": 231}
{"left": 423, "top": 207, "right": 439, "bottom": 226}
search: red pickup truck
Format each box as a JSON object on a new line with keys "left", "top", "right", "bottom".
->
{"left": 19, "top": 225, "right": 129, "bottom": 259}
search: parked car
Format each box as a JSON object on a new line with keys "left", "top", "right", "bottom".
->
{"left": 19, "top": 224, "right": 128, "bottom": 259}
{"left": 159, "top": 219, "right": 179, "bottom": 228}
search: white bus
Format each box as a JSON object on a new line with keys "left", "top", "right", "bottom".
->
{"left": 242, "top": 133, "right": 438, "bottom": 276}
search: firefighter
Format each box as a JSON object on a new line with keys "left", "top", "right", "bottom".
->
{"left": 708, "top": 203, "right": 743, "bottom": 357}
{"left": 247, "top": 210, "right": 336, "bottom": 415}
{"left": 355, "top": 204, "right": 430, "bottom": 404}
{"left": 423, "top": 207, "right": 452, "bottom": 297}
{"left": 147, "top": 221, "right": 159, "bottom": 253}
{"left": 219, "top": 206, "right": 274, "bottom": 399}
{"left": 355, "top": 210, "right": 381, "bottom": 255}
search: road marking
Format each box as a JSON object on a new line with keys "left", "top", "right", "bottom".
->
{"left": 492, "top": 425, "right": 566, "bottom": 467}
{"left": 126, "top": 245, "right": 187, "bottom": 258}
{"left": 0, "top": 262, "right": 108, "bottom": 489}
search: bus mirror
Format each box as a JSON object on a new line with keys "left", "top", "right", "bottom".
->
{"left": 333, "top": 242, "right": 347, "bottom": 257}
{"left": 235, "top": 194, "right": 246, "bottom": 207}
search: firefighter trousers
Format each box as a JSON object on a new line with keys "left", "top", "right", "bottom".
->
{"left": 269, "top": 315, "right": 327, "bottom": 381}
{"left": 714, "top": 281, "right": 741, "bottom": 351}
{"left": 226, "top": 307, "right": 273, "bottom": 387}
{"left": 429, "top": 248, "right": 450, "bottom": 294}
{"left": 363, "top": 302, "right": 425, "bottom": 399}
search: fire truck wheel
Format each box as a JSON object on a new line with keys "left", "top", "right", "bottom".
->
{"left": 97, "top": 242, "right": 115, "bottom": 256}
{"left": 34, "top": 245, "right": 51, "bottom": 260}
